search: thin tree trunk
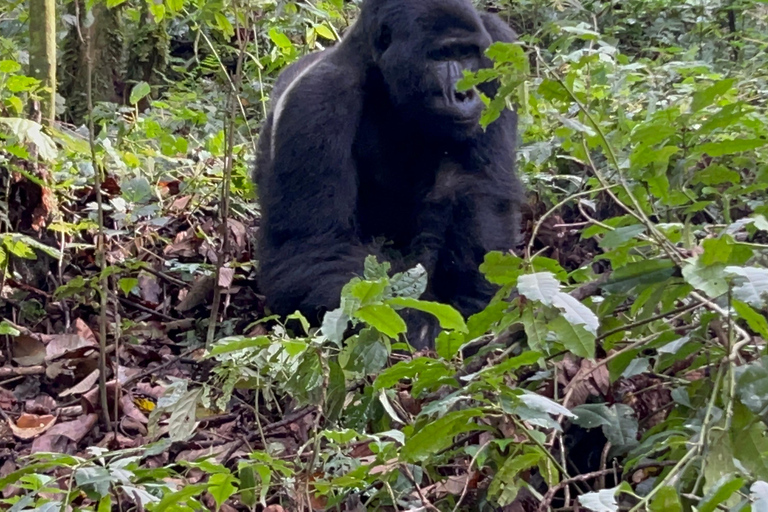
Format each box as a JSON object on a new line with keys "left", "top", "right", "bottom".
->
{"left": 28, "top": 0, "right": 56, "bottom": 125}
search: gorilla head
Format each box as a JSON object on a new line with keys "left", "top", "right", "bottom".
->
{"left": 361, "top": 0, "right": 493, "bottom": 140}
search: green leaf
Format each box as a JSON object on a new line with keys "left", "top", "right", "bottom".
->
{"left": 682, "top": 257, "right": 728, "bottom": 298}
{"left": 0, "top": 321, "right": 20, "bottom": 336}
{"left": 390, "top": 264, "right": 427, "bottom": 298}
{"left": 735, "top": 358, "right": 768, "bottom": 415}
{"left": 488, "top": 451, "right": 543, "bottom": 506}
{"left": 725, "top": 266, "right": 768, "bottom": 307}
{"left": 599, "top": 225, "right": 646, "bottom": 249}
{"left": 521, "top": 305, "right": 547, "bottom": 352}
{"left": 343, "top": 328, "right": 389, "bottom": 375}
{"left": 700, "top": 236, "right": 733, "bottom": 266}
{"left": 207, "top": 336, "right": 270, "bottom": 357}
{"left": 517, "top": 272, "right": 560, "bottom": 306}
{"left": 695, "top": 138, "right": 767, "bottom": 157}
{"left": 479, "top": 251, "right": 524, "bottom": 286}
{"left": 387, "top": 297, "right": 467, "bottom": 332}
{"left": 572, "top": 403, "right": 638, "bottom": 449}
{"left": 118, "top": 277, "right": 138, "bottom": 297}
{"left": 0, "top": 118, "right": 57, "bottom": 160}
{"left": 208, "top": 472, "right": 237, "bottom": 511}
{"left": 733, "top": 300, "right": 768, "bottom": 339}
{"left": 354, "top": 304, "right": 406, "bottom": 338}
{"left": 129, "top": 82, "right": 151, "bottom": 105}
{"left": 374, "top": 357, "right": 450, "bottom": 389}
{"left": 550, "top": 316, "right": 595, "bottom": 359}
{"left": 401, "top": 409, "right": 482, "bottom": 462}
{"left": 153, "top": 483, "right": 207, "bottom": 512}
{"left": 325, "top": 360, "right": 346, "bottom": 423}
{"left": 0, "top": 60, "right": 21, "bottom": 73}
{"left": 691, "top": 78, "right": 735, "bottom": 112}
{"left": 698, "top": 475, "right": 744, "bottom": 512}
{"left": 314, "top": 24, "right": 336, "bottom": 40}
{"left": 650, "top": 487, "right": 681, "bottom": 512}
{"left": 321, "top": 308, "right": 349, "bottom": 345}
{"left": 238, "top": 466, "right": 257, "bottom": 509}
{"left": 268, "top": 29, "right": 293, "bottom": 50}
{"left": 552, "top": 293, "right": 599, "bottom": 335}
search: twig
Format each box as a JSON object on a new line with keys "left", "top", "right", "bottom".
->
{"left": 536, "top": 468, "right": 621, "bottom": 512}
{"left": 401, "top": 464, "right": 439, "bottom": 512}
{"left": 75, "top": 0, "right": 110, "bottom": 430}
{"left": 206, "top": 0, "right": 247, "bottom": 347}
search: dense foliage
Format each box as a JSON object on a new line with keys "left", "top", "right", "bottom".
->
{"left": 0, "top": 0, "right": 767, "bottom": 510}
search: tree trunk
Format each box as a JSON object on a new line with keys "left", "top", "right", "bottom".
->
{"left": 28, "top": 0, "right": 56, "bottom": 125}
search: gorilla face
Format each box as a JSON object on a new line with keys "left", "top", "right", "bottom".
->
{"left": 372, "top": 1, "right": 493, "bottom": 140}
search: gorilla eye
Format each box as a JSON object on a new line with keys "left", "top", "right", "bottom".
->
{"left": 430, "top": 44, "right": 478, "bottom": 61}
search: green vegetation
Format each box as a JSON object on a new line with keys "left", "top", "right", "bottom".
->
{"left": 0, "top": 0, "right": 767, "bottom": 510}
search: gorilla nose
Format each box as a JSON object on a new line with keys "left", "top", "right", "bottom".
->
{"left": 454, "top": 88, "right": 475, "bottom": 103}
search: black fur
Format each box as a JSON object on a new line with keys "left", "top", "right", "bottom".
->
{"left": 255, "top": 0, "right": 524, "bottom": 348}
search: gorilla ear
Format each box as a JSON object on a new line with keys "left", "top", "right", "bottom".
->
{"left": 373, "top": 24, "right": 392, "bottom": 56}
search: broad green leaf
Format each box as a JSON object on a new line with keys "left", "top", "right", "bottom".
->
{"left": 0, "top": 60, "right": 21, "bottom": 73}
{"left": 374, "top": 358, "right": 450, "bottom": 389}
{"left": 75, "top": 466, "right": 111, "bottom": 497}
{"left": 735, "top": 358, "right": 768, "bottom": 415}
{"left": 363, "top": 255, "right": 391, "bottom": 280}
{"left": 0, "top": 118, "right": 57, "bottom": 160}
{"left": 649, "top": 486, "right": 683, "bottom": 512}
{"left": 691, "top": 78, "right": 734, "bottom": 112}
{"left": 152, "top": 483, "right": 207, "bottom": 512}
{"left": 700, "top": 236, "right": 733, "bottom": 266}
{"left": 207, "top": 336, "right": 270, "bottom": 357}
{"left": 603, "top": 259, "right": 676, "bottom": 294}
{"left": 578, "top": 488, "right": 620, "bottom": 512}
{"left": 599, "top": 225, "right": 646, "bottom": 250}
{"left": 698, "top": 474, "right": 744, "bottom": 512}
{"left": 517, "top": 272, "right": 560, "bottom": 306}
{"left": 208, "top": 473, "right": 237, "bottom": 511}
{"left": 572, "top": 403, "right": 638, "bottom": 448}
{"left": 343, "top": 328, "right": 389, "bottom": 375}
{"left": 268, "top": 29, "right": 293, "bottom": 50}
{"left": 682, "top": 257, "right": 728, "bottom": 298}
{"left": 129, "top": 82, "right": 151, "bottom": 105}
{"left": 355, "top": 304, "right": 406, "bottom": 338}
{"left": 321, "top": 308, "right": 349, "bottom": 345}
{"left": 733, "top": 300, "right": 768, "bottom": 339}
{"left": 390, "top": 264, "right": 427, "bottom": 298}
{"left": 238, "top": 466, "right": 257, "bottom": 508}
{"left": 550, "top": 316, "right": 595, "bottom": 359}
{"left": 725, "top": 266, "right": 768, "bottom": 307}
{"left": 488, "top": 451, "right": 542, "bottom": 506}
{"left": 552, "top": 293, "right": 599, "bottom": 335}
{"left": 314, "top": 24, "right": 336, "bottom": 40}
{"left": 118, "top": 277, "right": 138, "bottom": 297}
{"left": 695, "top": 138, "right": 767, "bottom": 157}
{"left": 387, "top": 297, "right": 467, "bottom": 332}
{"left": 518, "top": 392, "right": 574, "bottom": 418}
{"left": 480, "top": 251, "right": 524, "bottom": 286}
{"left": 0, "top": 321, "right": 20, "bottom": 336}
{"left": 401, "top": 409, "right": 483, "bottom": 462}
{"left": 521, "top": 305, "right": 547, "bottom": 352}
{"left": 325, "top": 360, "right": 346, "bottom": 423}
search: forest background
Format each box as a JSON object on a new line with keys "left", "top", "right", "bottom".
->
{"left": 0, "top": 0, "right": 768, "bottom": 510}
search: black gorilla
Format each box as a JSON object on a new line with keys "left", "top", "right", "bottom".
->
{"left": 255, "top": 0, "right": 523, "bottom": 348}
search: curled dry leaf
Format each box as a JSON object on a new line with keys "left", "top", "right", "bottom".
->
{"left": 43, "top": 334, "right": 98, "bottom": 362}
{"left": 9, "top": 412, "right": 56, "bottom": 440}
{"left": 218, "top": 267, "right": 235, "bottom": 288}
{"left": 11, "top": 335, "right": 46, "bottom": 366}
{"left": 59, "top": 368, "right": 100, "bottom": 397}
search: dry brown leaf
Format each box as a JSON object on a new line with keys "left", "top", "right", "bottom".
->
{"left": 139, "top": 273, "right": 162, "bottom": 304}
{"left": 9, "top": 413, "right": 56, "bottom": 440}
{"left": 218, "top": 267, "right": 235, "bottom": 288}
{"left": 25, "top": 394, "right": 55, "bottom": 414}
{"left": 43, "top": 334, "right": 98, "bottom": 362}
{"left": 59, "top": 369, "right": 100, "bottom": 397}
{"left": 176, "top": 275, "right": 214, "bottom": 312}
{"left": 74, "top": 318, "right": 98, "bottom": 345}
{"left": 419, "top": 474, "right": 469, "bottom": 499}
{"left": 36, "top": 413, "right": 97, "bottom": 442}
{"left": 12, "top": 335, "right": 46, "bottom": 366}
{"left": 170, "top": 195, "right": 192, "bottom": 212}
{"left": 164, "top": 228, "right": 199, "bottom": 258}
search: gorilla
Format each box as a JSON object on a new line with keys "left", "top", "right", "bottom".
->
{"left": 255, "top": 0, "right": 523, "bottom": 348}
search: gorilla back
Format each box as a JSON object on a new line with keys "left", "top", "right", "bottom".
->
{"left": 255, "top": 0, "right": 524, "bottom": 348}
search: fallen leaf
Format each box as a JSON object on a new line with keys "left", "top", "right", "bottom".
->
{"left": 43, "top": 334, "right": 98, "bottom": 362}
{"left": 9, "top": 413, "right": 56, "bottom": 440}
{"left": 59, "top": 369, "right": 100, "bottom": 397}
{"left": 218, "top": 267, "right": 234, "bottom": 288}
{"left": 12, "top": 335, "right": 46, "bottom": 366}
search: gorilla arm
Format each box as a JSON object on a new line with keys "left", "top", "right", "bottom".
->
{"left": 257, "top": 61, "right": 376, "bottom": 322}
